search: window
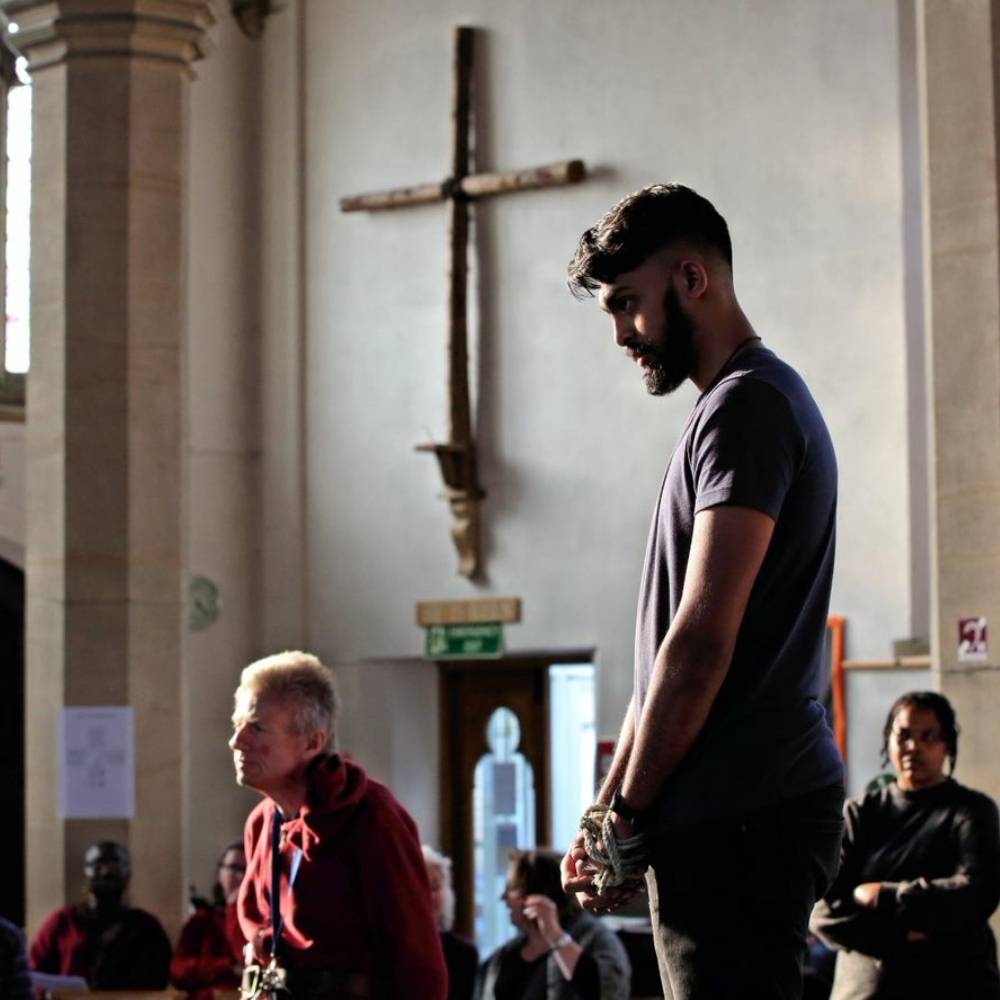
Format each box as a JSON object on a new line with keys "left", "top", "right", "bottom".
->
{"left": 471, "top": 664, "right": 597, "bottom": 954}
{"left": 0, "top": 45, "right": 29, "bottom": 415}
{"left": 473, "top": 706, "right": 536, "bottom": 954}
{"left": 548, "top": 663, "right": 597, "bottom": 852}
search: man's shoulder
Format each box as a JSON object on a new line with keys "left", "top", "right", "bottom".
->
{"left": 703, "top": 372, "right": 795, "bottom": 423}
{"left": 685, "top": 360, "right": 810, "bottom": 471}
{"left": 740, "top": 345, "right": 804, "bottom": 384}
{"left": 359, "top": 777, "right": 418, "bottom": 830}
{"left": 708, "top": 350, "right": 810, "bottom": 413}
{"left": 36, "top": 905, "right": 77, "bottom": 932}
{"left": 701, "top": 349, "right": 833, "bottom": 464}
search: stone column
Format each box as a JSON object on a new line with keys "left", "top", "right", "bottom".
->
{"left": 0, "top": 0, "right": 214, "bottom": 935}
{"left": 918, "top": 0, "right": 1000, "bottom": 803}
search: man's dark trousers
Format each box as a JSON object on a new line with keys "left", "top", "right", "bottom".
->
{"left": 646, "top": 782, "right": 844, "bottom": 1000}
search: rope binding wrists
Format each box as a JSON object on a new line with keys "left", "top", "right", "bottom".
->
{"left": 610, "top": 788, "right": 650, "bottom": 826}
{"left": 578, "top": 803, "right": 650, "bottom": 894}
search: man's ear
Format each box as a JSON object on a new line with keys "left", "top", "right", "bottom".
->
{"left": 305, "top": 729, "right": 328, "bottom": 757}
{"left": 678, "top": 260, "right": 709, "bottom": 299}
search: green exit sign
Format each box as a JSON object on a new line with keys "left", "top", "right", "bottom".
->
{"left": 426, "top": 622, "right": 503, "bottom": 659}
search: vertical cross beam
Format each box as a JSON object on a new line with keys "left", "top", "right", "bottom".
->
{"left": 448, "top": 26, "right": 472, "bottom": 448}
{"left": 421, "top": 26, "right": 484, "bottom": 579}
{"left": 341, "top": 26, "right": 586, "bottom": 578}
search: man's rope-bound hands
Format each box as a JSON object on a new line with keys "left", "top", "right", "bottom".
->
{"left": 560, "top": 805, "right": 650, "bottom": 913}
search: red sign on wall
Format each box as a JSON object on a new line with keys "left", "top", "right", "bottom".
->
{"left": 958, "top": 617, "right": 988, "bottom": 662}
{"left": 595, "top": 739, "right": 616, "bottom": 794}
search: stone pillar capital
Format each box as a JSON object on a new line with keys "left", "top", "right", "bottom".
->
{"left": 0, "top": 0, "right": 216, "bottom": 74}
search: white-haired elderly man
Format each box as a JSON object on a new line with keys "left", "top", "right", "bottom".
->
{"left": 230, "top": 651, "right": 447, "bottom": 1000}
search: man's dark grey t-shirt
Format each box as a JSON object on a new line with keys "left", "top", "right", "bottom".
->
{"left": 634, "top": 344, "right": 844, "bottom": 829}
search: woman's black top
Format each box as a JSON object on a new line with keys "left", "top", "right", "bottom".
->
{"left": 811, "top": 777, "right": 1000, "bottom": 999}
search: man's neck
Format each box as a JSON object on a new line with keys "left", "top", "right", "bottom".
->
{"left": 690, "top": 307, "right": 759, "bottom": 392}
{"left": 269, "top": 778, "right": 310, "bottom": 819}
{"left": 87, "top": 895, "right": 125, "bottom": 919}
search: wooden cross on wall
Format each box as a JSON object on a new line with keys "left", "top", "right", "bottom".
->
{"left": 341, "top": 26, "right": 586, "bottom": 578}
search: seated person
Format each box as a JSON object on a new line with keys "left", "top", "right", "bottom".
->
{"left": 424, "top": 844, "right": 478, "bottom": 1000}
{"left": 230, "top": 650, "right": 447, "bottom": 999}
{"left": 811, "top": 691, "right": 1000, "bottom": 999}
{"left": 171, "top": 841, "right": 246, "bottom": 999}
{"left": 29, "top": 840, "right": 171, "bottom": 989}
{"left": 0, "top": 915, "right": 31, "bottom": 1000}
{"left": 475, "top": 849, "right": 631, "bottom": 1000}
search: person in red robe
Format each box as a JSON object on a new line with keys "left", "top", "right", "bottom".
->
{"left": 171, "top": 842, "right": 247, "bottom": 999}
{"left": 29, "top": 841, "right": 171, "bottom": 989}
{"left": 229, "top": 650, "right": 447, "bottom": 1000}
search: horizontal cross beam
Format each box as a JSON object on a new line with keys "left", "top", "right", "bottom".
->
{"left": 340, "top": 158, "right": 585, "bottom": 212}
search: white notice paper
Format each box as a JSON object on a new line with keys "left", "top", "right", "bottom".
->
{"left": 29, "top": 971, "right": 89, "bottom": 992}
{"left": 59, "top": 706, "right": 135, "bottom": 818}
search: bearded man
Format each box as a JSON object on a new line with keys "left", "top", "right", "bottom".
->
{"left": 561, "top": 184, "right": 845, "bottom": 1000}
{"left": 28, "top": 840, "right": 171, "bottom": 989}
{"left": 230, "top": 650, "right": 447, "bottom": 1000}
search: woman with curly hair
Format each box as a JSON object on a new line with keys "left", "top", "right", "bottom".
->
{"left": 811, "top": 691, "right": 1000, "bottom": 999}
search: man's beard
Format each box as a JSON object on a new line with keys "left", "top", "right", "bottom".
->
{"left": 638, "top": 286, "right": 697, "bottom": 396}
{"left": 88, "top": 878, "right": 126, "bottom": 908}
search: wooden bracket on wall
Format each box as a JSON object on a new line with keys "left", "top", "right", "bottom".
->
{"left": 416, "top": 441, "right": 485, "bottom": 579}
{"left": 231, "top": 0, "right": 286, "bottom": 38}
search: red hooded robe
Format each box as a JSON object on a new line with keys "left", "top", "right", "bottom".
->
{"left": 171, "top": 902, "right": 244, "bottom": 999}
{"left": 238, "top": 754, "right": 447, "bottom": 999}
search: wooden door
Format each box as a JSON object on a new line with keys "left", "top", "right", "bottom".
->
{"left": 439, "top": 657, "right": 550, "bottom": 938}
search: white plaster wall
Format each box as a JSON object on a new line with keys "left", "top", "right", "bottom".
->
{"left": 183, "top": 13, "right": 264, "bottom": 902}
{"left": 0, "top": 421, "right": 24, "bottom": 568}
{"left": 335, "top": 658, "right": 441, "bottom": 846}
{"left": 296, "top": 0, "right": 913, "bottom": 749}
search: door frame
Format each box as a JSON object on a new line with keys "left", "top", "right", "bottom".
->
{"left": 437, "top": 648, "right": 594, "bottom": 938}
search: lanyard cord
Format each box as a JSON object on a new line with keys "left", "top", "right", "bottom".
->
{"left": 270, "top": 809, "right": 283, "bottom": 959}
{"left": 269, "top": 809, "right": 304, "bottom": 962}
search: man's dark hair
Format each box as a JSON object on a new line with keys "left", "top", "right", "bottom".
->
{"left": 506, "top": 848, "right": 579, "bottom": 925}
{"left": 567, "top": 183, "right": 733, "bottom": 299}
{"left": 880, "top": 690, "right": 960, "bottom": 774}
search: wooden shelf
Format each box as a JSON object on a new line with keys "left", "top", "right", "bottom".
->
{"left": 841, "top": 655, "right": 931, "bottom": 671}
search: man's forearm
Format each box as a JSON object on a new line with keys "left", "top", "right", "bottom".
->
{"left": 619, "top": 625, "right": 733, "bottom": 812}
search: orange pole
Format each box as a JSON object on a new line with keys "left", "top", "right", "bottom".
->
{"left": 828, "top": 615, "right": 847, "bottom": 761}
